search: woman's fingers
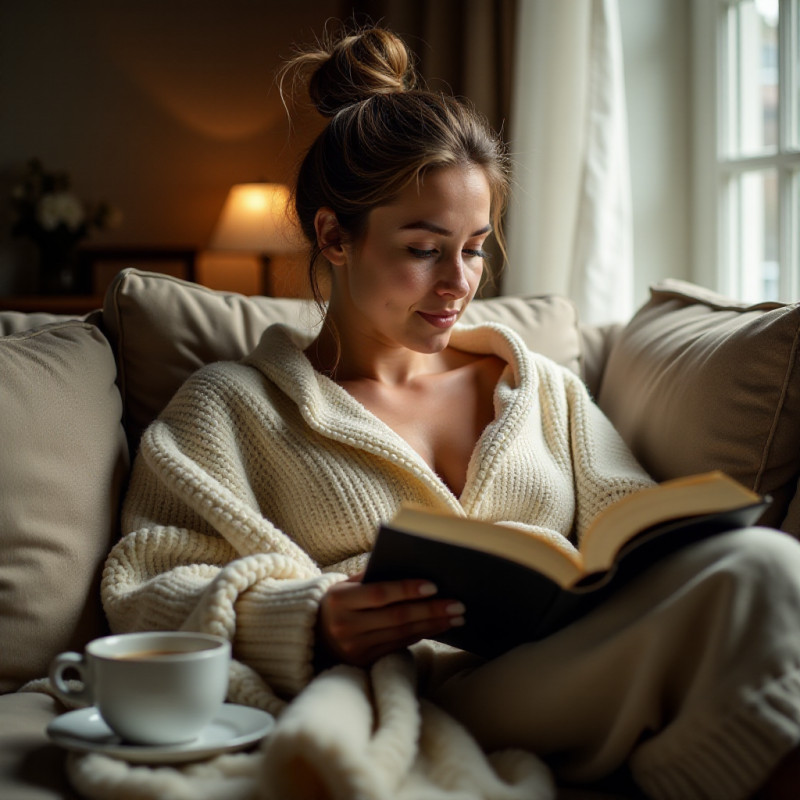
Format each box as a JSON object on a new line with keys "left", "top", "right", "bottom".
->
{"left": 329, "top": 576, "right": 439, "bottom": 611}
{"left": 350, "top": 606, "right": 466, "bottom": 666}
{"left": 327, "top": 601, "right": 465, "bottom": 667}
{"left": 317, "top": 578, "right": 466, "bottom": 667}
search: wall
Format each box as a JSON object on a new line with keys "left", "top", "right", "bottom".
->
{"left": 0, "top": 0, "right": 336, "bottom": 294}
{"left": 1, "top": 1, "right": 694, "bottom": 305}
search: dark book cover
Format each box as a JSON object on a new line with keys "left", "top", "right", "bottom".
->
{"left": 363, "top": 500, "right": 769, "bottom": 658}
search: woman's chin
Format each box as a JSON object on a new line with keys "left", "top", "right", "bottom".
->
{"left": 406, "top": 331, "right": 454, "bottom": 355}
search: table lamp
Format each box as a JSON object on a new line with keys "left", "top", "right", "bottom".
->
{"left": 208, "top": 182, "right": 302, "bottom": 295}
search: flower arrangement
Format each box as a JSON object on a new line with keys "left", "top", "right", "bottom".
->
{"left": 10, "top": 158, "right": 122, "bottom": 293}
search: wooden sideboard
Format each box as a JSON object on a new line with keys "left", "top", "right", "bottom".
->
{"left": 0, "top": 295, "right": 104, "bottom": 315}
{"left": 1, "top": 246, "right": 199, "bottom": 316}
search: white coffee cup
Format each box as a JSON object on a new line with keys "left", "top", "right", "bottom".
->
{"left": 49, "top": 631, "right": 231, "bottom": 745}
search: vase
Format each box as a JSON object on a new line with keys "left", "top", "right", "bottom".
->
{"left": 37, "top": 242, "right": 80, "bottom": 295}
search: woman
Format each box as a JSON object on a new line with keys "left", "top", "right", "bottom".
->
{"left": 104, "top": 26, "right": 800, "bottom": 799}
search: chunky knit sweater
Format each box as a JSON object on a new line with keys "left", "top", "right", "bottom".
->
{"left": 103, "top": 322, "right": 653, "bottom": 700}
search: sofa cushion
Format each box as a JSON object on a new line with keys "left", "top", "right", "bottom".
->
{"left": 0, "top": 322, "right": 129, "bottom": 693}
{"left": 597, "top": 279, "right": 800, "bottom": 532}
{"left": 578, "top": 322, "right": 624, "bottom": 400}
{"left": 460, "top": 293, "right": 582, "bottom": 374}
{"left": 102, "top": 269, "right": 583, "bottom": 450}
{"left": 0, "top": 692, "right": 70, "bottom": 799}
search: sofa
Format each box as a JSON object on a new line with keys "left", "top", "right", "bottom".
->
{"left": 1, "top": 268, "right": 799, "bottom": 800}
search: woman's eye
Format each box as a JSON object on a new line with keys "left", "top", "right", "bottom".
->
{"left": 407, "top": 246, "right": 488, "bottom": 260}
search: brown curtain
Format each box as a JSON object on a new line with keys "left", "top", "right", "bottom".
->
{"left": 339, "top": 0, "right": 517, "bottom": 293}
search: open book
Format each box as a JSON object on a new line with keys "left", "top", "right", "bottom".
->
{"left": 363, "top": 471, "right": 770, "bottom": 657}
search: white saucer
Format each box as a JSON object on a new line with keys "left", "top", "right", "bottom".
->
{"left": 47, "top": 703, "right": 275, "bottom": 764}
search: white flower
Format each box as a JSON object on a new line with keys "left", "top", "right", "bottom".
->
{"left": 36, "top": 192, "right": 85, "bottom": 231}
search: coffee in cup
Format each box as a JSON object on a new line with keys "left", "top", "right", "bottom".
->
{"left": 49, "top": 631, "right": 231, "bottom": 745}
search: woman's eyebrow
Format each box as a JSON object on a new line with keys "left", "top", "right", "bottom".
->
{"left": 400, "top": 221, "right": 493, "bottom": 237}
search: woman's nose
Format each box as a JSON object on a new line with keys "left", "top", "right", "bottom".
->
{"left": 435, "top": 255, "right": 471, "bottom": 298}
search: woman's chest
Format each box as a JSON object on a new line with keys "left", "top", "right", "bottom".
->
{"left": 344, "top": 360, "right": 504, "bottom": 496}
{"left": 378, "top": 388, "right": 486, "bottom": 496}
{"left": 252, "top": 388, "right": 576, "bottom": 563}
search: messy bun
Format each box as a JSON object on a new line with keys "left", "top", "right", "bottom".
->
{"left": 312, "top": 28, "right": 416, "bottom": 116}
{"left": 280, "top": 26, "right": 417, "bottom": 117}
{"left": 281, "top": 25, "right": 510, "bottom": 306}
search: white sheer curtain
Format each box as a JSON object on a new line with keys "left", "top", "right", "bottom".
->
{"left": 503, "top": 0, "right": 633, "bottom": 325}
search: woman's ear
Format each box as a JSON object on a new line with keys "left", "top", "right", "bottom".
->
{"left": 314, "top": 208, "right": 346, "bottom": 266}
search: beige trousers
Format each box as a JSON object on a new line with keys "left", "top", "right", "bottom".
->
{"left": 430, "top": 528, "right": 800, "bottom": 800}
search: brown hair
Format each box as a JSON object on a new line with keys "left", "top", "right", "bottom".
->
{"left": 280, "top": 26, "right": 510, "bottom": 306}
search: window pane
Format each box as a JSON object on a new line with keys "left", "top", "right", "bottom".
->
{"left": 794, "top": 0, "right": 800, "bottom": 148}
{"left": 731, "top": 169, "right": 779, "bottom": 301}
{"left": 729, "top": 0, "right": 779, "bottom": 156}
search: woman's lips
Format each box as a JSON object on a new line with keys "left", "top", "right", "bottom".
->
{"left": 416, "top": 310, "right": 460, "bottom": 329}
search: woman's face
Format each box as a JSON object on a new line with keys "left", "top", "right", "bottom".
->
{"left": 332, "top": 163, "right": 492, "bottom": 355}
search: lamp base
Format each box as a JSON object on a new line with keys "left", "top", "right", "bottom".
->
{"left": 259, "top": 254, "right": 273, "bottom": 297}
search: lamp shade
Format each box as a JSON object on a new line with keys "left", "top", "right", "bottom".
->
{"left": 209, "top": 183, "right": 303, "bottom": 253}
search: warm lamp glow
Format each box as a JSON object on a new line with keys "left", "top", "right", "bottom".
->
{"left": 209, "top": 183, "right": 302, "bottom": 253}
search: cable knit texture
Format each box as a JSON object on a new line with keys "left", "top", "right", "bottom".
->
{"left": 103, "top": 321, "right": 652, "bottom": 700}
{"left": 91, "top": 321, "right": 653, "bottom": 799}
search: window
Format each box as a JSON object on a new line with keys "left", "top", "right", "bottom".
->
{"left": 693, "top": 0, "right": 800, "bottom": 302}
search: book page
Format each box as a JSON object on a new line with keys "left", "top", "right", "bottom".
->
{"left": 578, "top": 472, "right": 761, "bottom": 574}
{"left": 390, "top": 507, "right": 584, "bottom": 586}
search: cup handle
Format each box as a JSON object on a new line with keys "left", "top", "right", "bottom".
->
{"left": 49, "top": 652, "right": 92, "bottom": 706}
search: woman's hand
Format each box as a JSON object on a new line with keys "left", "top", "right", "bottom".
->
{"left": 315, "top": 573, "right": 466, "bottom": 668}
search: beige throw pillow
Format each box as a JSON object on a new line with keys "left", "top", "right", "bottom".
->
{"left": 102, "top": 269, "right": 583, "bottom": 450}
{"left": 0, "top": 322, "right": 129, "bottom": 692}
{"left": 460, "top": 294, "right": 582, "bottom": 375}
{"left": 597, "top": 280, "right": 800, "bottom": 532}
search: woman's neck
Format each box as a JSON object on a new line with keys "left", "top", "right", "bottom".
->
{"left": 305, "top": 315, "right": 453, "bottom": 387}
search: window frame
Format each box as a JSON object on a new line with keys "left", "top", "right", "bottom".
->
{"left": 692, "top": 0, "right": 800, "bottom": 302}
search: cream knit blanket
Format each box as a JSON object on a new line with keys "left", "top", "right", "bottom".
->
{"left": 64, "top": 654, "right": 555, "bottom": 800}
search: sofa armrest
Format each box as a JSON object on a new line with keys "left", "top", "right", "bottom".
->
{"left": 0, "top": 310, "right": 97, "bottom": 336}
{"left": 0, "top": 692, "right": 74, "bottom": 800}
